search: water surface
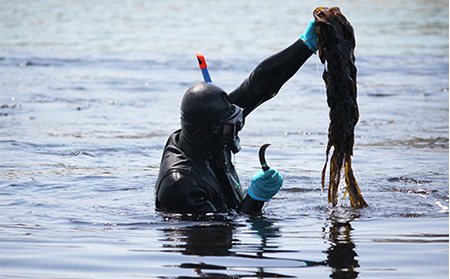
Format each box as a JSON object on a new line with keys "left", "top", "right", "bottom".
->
{"left": 0, "top": 0, "right": 448, "bottom": 278}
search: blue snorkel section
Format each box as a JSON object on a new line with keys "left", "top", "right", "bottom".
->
{"left": 195, "top": 53, "right": 212, "bottom": 82}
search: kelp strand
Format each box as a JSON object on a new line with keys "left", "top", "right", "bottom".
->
{"left": 314, "top": 7, "right": 368, "bottom": 208}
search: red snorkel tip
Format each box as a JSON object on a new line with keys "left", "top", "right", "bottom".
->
{"left": 195, "top": 53, "right": 208, "bottom": 70}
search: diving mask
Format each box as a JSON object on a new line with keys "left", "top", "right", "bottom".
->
{"left": 212, "top": 104, "right": 244, "bottom": 153}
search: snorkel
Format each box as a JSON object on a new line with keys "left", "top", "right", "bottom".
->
{"left": 196, "top": 53, "right": 212, "bottom": 83}
{"left": 194, "top": 53, "right": 244, "bottom": 154}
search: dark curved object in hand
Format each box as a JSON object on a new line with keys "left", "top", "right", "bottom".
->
{"left": 259, "top": 143, "right": 271, "bottom": 171}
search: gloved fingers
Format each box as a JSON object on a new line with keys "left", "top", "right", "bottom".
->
{"left": 259, "top": 168, "right": 275, "bottom": 178}
{"left": 253, "top": 168, "right": 278, "bottom": 179}
{"left": 251, "top": 169, "right": 283, "bottom": 189}
{"left": 306, "top": 17, "right": 317, "bottom": 32}
{"left": 300, "top": 17, "right": 319, "bottom": 53}
{"left": 262, "top": 169, "right": 283, "bottom": 189}
{"left": 301, "top": 18, "right": 317, "bottom": 38}
{"left": 254, "top": 168, "right": 282, "bottom": 180}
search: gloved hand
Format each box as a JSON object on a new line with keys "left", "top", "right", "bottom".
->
{"left": 300, "top": 18, "right": 319, "bottom": 53}
{"left": 248, "top": 169, "right": 283, "bottom": 202}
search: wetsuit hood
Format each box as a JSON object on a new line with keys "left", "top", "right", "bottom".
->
{"left": 180, "top": 82, "right": 243, "bottom": 159}
{"left": 181, "top": 82, "right": 232, "bottom": 126}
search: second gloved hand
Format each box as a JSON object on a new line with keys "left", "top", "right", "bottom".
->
{"left": 248, "top": 169, "right": 283, "bottom": 202}
{"left": 300, "top": 17, "right": 319, "bottom": 53}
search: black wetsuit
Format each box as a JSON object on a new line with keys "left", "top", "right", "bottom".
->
{"left": 155, "top": 39, "right": 313, "bottom": 214}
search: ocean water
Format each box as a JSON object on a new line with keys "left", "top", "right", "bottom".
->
{"left": 0, "top": 0, "right": 448, "bottom": 278}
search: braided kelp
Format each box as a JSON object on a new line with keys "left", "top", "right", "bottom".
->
{"left": 314, "top": 7, "right": 368, "bottom": 208}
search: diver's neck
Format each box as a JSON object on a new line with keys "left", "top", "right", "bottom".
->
{"left": 179, "top": 129, "right": 210, "bottom": 163}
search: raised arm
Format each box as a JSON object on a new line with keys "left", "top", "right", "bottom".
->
{"left": 228, "top": 39, "right": 313, "bottom": 117}
{"left": 229, "top": 18, "right": 318, "bottom": 117}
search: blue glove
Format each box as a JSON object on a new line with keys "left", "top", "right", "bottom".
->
{"left": 300, "top": 18, "right": 318, "bottom": 53}
{"left": 248, "top": 169, "right": 283, "bottom": 202}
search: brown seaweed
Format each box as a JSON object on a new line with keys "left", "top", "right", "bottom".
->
{"left": 314, "top": 7, "right": 368, "bottom": 208}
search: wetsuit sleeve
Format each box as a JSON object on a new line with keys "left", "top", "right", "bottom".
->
{"left": 229, "top": 39, "right": 313, "bottom": 117}
{"left": 156, "top": 171, "right": 218, "bottom": 213}
{"left": 238, "top": 194, "right": 265, "bottom": 215}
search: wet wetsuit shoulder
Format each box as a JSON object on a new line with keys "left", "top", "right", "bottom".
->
{"left": 155, "top": 130, "right": 227, "bottom": 213}
{"left": 229, "top": 39, "right": 313, "bottom": 116}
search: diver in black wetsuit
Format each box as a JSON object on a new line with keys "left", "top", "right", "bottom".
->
{"left": 155, "top": 18, "right": 319, "bottom": 214}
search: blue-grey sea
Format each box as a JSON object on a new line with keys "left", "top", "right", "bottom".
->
{"left": 1, "top": 0, "right": 448, "bottom": 278}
